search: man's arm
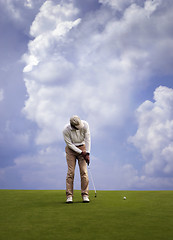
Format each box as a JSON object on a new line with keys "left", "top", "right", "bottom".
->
{"left": 83, "top": 121, "right": 91, "bottom": 165}
{"left": 84, "top": 121, "right": 91, "bottom": 154}
{"left": 63, "top": 128, "right": 82, "bottom": 154}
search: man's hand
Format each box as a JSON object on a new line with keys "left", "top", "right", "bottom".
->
{"left": 81, "top": 151, "right": 87, "bottom": 158}
{"left": 85, "top": 153, "right": 90, "bottom": 166}
{"left": 81, "top": 151, "right": 90, "bottom": 165}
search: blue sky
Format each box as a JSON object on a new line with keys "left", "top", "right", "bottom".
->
{"left": 0, "top": 0, "right": 173, "bottom": 190}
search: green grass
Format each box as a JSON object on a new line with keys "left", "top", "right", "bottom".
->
{"left": 0, "top": 190, "right": 173, "bottom": 240}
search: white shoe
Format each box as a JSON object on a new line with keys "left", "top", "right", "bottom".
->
{"left": 83, "top": 195, "right": 90, "bottom": 203}
{"left": 66, "top": 196, "right": 73, "bottom": 203}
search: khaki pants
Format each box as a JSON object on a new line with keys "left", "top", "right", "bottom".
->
{"left": 65, "top": 145, "right": 89, "bottom": 197}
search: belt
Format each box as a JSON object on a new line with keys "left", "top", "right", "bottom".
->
{"left": 76, "top": 144, "right": 84, "bottom": 147}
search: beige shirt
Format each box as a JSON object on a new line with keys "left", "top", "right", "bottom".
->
{"left": 63, "top": 120, "right": 91, "bottom": 154}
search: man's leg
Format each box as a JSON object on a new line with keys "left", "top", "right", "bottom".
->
{"left": 78, "top": 146, "right": 89, "bottom": 196}
{"left": 65, "top": 146, "right": 76, "bottom": 197}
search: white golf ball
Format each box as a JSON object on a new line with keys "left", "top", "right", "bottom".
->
{"left": 123, "top": 196, "right": 126, "bottom": 200}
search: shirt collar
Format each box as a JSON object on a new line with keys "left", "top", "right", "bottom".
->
{"left": 70, "top": 125, "right": 77, "bottom": 131}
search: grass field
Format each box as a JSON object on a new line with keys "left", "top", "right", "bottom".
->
{"left": 0, "top": 190, "right": 173, "bottom": 240}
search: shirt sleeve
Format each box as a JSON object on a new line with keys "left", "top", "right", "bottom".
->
{"left": 63, "top": 127, "right": 82, "bottom": 154}
{"left": 84, "top": 121, "right": 91, "bottom": 153}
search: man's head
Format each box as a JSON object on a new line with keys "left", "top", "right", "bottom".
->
{"left": 70, "top": 115, "right": 84, "bottom": 130}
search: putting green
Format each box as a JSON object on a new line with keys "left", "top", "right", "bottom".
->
{"left": 0, "top": 190, "right": 172, "bottom": 240}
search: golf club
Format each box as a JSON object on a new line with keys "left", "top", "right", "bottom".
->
{"left": 88, "top": 166, "right": 97, "bottom": 197}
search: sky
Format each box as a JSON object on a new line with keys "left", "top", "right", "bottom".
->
{"left": 0, "top": 0, "right": 173, "bottom": 190}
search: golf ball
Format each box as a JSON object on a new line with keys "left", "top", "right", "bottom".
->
{"left": 123, "top": 196, "right": 126, "bottom": 200}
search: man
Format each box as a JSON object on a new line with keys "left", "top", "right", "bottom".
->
{"left": 63, "top": 115, "right": 91, "bottom": 203}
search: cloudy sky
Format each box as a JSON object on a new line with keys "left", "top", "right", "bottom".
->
{"left": 1, "top": 0, "right": 173, "bottom": 191}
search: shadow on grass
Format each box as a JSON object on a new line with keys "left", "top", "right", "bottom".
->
{"left": 36, "top": 200, "right": 86, "bottom": 208}
{"left": 65, "top": 201, "right": 89, "bottom": 204}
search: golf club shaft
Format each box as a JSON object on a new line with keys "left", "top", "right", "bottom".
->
{"left": 88, "top": 166, "right": 97, "bottom": 197}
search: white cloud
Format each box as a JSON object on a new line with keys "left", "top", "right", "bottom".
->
{"left": 23, "top": 1, "right": 81, "bottom": 73}
{"left": 24, "top": 0, "right": 33, "bottom": 9}
{"left": 99, "top": 0, "right": 135, "bottom": 11}
{"left": 20, "top": 2, "right": 136, "bottom": 143}
{"left": 22, "top": 0, "right": 173, "bottom": 147}
{"left": 0, "top": 146, "right": 66, "bottom": 189}
{"left": 129, "top": 86, "right": 173, "bottom": 178}
{"left": 144, "top": 0, "right": 162, "bottom": 17}
{"left": 0, "top": 89, "right": 4, "bottom": 101}
{"left": 3, "top": 0, "right": 21, "bottom": 20}
{"left": 18, "top": 0, "right": 173, "bottom": 190}
{"left": 99, "top": 0, "right": 161, "bottom": 13}
{"left": 1, "top": 0, "right": 35, "bottom": 20}
{"left": 29, "top": 1, "right": 80, "bottom": 37}
{"left": 0, "top": 0, "right": 46, "bottom": 33}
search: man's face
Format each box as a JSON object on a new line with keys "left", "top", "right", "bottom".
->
{"left": 71, "top": 124, "right": 79, "bottom": 130}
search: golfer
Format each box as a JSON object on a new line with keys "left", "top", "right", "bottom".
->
{"left": 63, "top": 115, "right": 91, "bottom": 203}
